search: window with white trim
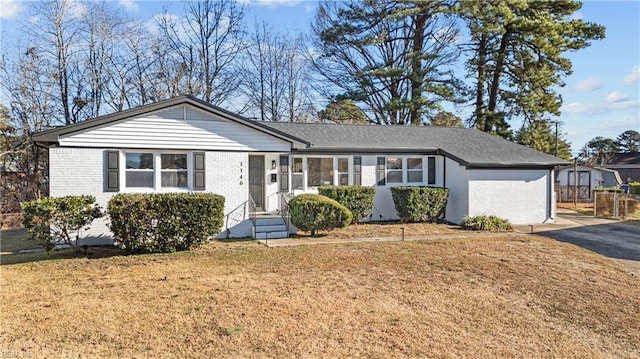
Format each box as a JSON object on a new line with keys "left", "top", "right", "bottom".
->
{"left": 292, "top": 157, "right": 304, "bottom": 190}
{"left": 126, "top": 152, "right": 154, "bottom": 188}
{"left": 161, "top": 154, "right": 188, "bottom": 188}
{"left": 407, "top": 157, "right": 423, "bottom": 183}
{"left": 386, "top": 157, "right": 403, "bottom": 183}
{"left": 337, "top": 158, "right": 349, "bottom": 185}
{"left": 308, "top": 157, "right": 334, "bottom": 186}
{"left": 124, "top": 151, "right": 191, "bottom": 190}
{"left": 376, "top": 156, "right": 431, "bottom": 185}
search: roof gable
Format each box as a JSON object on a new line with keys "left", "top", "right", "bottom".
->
{"left": 32, "top": 96, "right": 306, "bottom": 149}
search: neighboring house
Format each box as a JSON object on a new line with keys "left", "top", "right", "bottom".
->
{"left": 555, "top": 165, "right": 622, "bottom": 202}
{"left": 33, "top": 96, "right": 567, "bottom": 243}
{"left": 606, "top": 153, "right": 640, "bottom": 183}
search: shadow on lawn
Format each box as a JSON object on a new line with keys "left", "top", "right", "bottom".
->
{"left": 0, "top": 245, "right": 126, "bottom": 265}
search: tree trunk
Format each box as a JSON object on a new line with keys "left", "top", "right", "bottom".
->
{"left": 485, "top": 29, "right": 511, "bottom": 132}
{"left": 475, "top": 33, "right": 486, "bottom": 129}
{"left": 409, "top": 12, "right": 427, "bottom": 126}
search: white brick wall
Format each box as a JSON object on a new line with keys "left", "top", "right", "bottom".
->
{"left": 49, "top": 148, "right": 116, "bottom": 244}
{"left": 207, "top": 151, "right": 249, "bottom": 232}
{"left": 49, "top": 148, "right": 254, "bottom": 243}
{"left": 468, "top": 169, "right": 550, "bottom": 225}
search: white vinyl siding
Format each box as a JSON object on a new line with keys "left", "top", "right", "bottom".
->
{"left": 58, "top": 105, "right": 290, "bottom": 151}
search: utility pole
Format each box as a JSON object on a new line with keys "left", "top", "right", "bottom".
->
{"left": 573, "top": 156, "right": 578, "bottom": 207}
{"left": 554, "top": 120, "right": 559, "bottom": 157}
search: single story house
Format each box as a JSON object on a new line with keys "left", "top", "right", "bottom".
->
{"left": 555, "top": 165, "right": 622, "bottom": 202}
{"left": 33, "top": 96, "right": 568, "bottom": 242}
{"left": 606, "top": 153, "right": 640, "bottom": 183}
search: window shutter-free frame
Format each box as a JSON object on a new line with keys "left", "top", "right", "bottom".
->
{"left": 353, "top": 156, "right": 362, "bottom": 186}
{"left": 104, "top": 150, "right": 120, "bottom": 192}
{"left": 193, "top": 152, "right": 206, "bottom": 191}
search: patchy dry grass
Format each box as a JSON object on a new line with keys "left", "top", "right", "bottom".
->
{"left": 558, "top": 202, "right": 594, "bottom": 216}
{"left": 295, "top": 221, "right": 462, "bottom": 239}
{"left": 1, "top": 233, "right": 638, "bottom": 358}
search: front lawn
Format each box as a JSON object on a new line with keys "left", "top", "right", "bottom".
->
{"left": 1, "top": 233, "right": 638, "bottom": 358}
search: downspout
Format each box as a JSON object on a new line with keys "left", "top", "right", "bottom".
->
{"left": 547, "top": 168, "right": 555, "bottom": 223}
{"left": 443, "top": 156, "right": 448, "bottom": 221}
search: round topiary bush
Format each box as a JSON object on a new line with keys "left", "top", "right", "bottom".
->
{"left": 289, "top": 194, "right": 352, "bottom": 237}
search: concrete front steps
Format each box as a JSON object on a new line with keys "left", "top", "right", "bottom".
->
{"left": 253, "top": 216, "right": 290, "bottom": 239}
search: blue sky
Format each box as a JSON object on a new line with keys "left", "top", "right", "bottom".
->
{"left": 0, "top": 0, "right": 638, "bottom": 155}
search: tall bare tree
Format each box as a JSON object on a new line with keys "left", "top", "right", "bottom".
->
{"left": 241, "top": 22, "right": 312, "bottom": 122}
{"left": 156, "top": 0, "right": 246, "bottom": 105}
{"left": 25, "top": 0, "right": 86, "bottom": 125}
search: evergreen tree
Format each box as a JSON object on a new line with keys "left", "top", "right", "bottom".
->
{"left": 615, "top": 130, "right": 640, "bottom": 154}
{"left": 318, "top": 99, "right": 368, "bottom": 124}
{"left": 428, "top": 111, "right": 463, "bottom": 127}
{"left": 458, "top": 0, "right": 605, "bottom": 138}
{"left": 514, "top": 120, "right": 571, "bottom": 159}
{"left": 311, "top": 0, "right": 462, "bottom": 125}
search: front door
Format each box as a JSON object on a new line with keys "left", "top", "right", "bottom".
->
{"left": 249, "top": 155, "right": 265, "bottom": 211}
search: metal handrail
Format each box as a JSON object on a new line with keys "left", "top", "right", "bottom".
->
{"left": 248, "top": 194, "right": 257, "bottom": 237}
{"left": 280, "top": 192, "right": 294, "bottom": 238}
{"left": 224, "top": 200, "right": 249, "bottom": 239}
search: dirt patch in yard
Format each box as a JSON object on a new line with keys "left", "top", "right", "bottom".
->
{"left": 1, "top": 235, "right": 638, "bottom": 358}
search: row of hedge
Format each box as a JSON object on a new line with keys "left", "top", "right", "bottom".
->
{"left": 23, "top": 185, "right": 458, "bottom": 249}
{"left": 108, "top": 193, "right": 224, "bottom": 253}
{"left": 22, "top": 193, "right": 224, "bottom": 253}
{"left": 290, "top": 185, "right": 450, "bottom": 236}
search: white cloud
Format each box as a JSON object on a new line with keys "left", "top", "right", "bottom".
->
{"left": 0, "top": 0, "right": 22, "bottom": 19}
{"left": 561, "top": 99, "right": 639, "bottom": 115}
{"left": 606, "top": 91, "right": 629, "bottom": 104}
{"left": 118, "top": 0, "right": 139, "bottom": 12}
{"left": 65, "top": 0, "right": 87, "bottom": 19}
{"left": 573, "top": 78, "right": 603, "bottom": 92}
{"left": 623, "top": 65, "right": 639, "bottom": 85}
{"left": 561, "top": 102, "right": 600, "bottom": 115}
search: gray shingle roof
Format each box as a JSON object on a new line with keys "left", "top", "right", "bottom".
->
{"left": 257, "top": 121, "right": 568, "bottom": 168}
{"left": 32, "top": 95, "right": 567, "bottom": 168}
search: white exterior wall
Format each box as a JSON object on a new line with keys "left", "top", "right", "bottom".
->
{"left": 444, "top": 158, "right": 470, "bottom": 224}
{"left": 49, "top": 147, "right": 255, "bottom": 242}
{"left": 58, "top": 105, "right": 290, "bottom": 152}
{"left": 362, "top": 155, "right": 447, "bottom": 222}
{"left": 467, "top": 169, "right": 551, "bottom": 225}
{"left": 49, "top": 148, "right": 116, "bottom": 245}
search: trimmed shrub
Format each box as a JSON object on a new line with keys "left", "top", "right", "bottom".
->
{"left": 593, "top": 187, "right": 624, "bottom": 193}
{"left": 390, "top": 186, "right": 449, "bottom": 223}
{"left": 629, "top": 182, "right": 640, "bottom": 195}
{"left": 317, "top": 185, "right": 376, "bottom": 223}
{"left": 108, "top": 192, "right": 224, "bottom": 253}
{"left": 21, "top": 195, "right": 103, "bottom": 251}
{"left": 461, "top": 215, "right": 512, "bottom": 231}
{"left": 289, "top": 194, "right": 352, "bottom": 237}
